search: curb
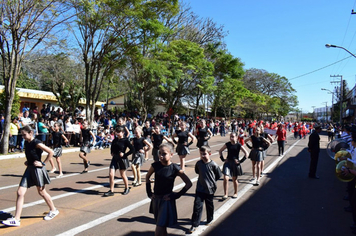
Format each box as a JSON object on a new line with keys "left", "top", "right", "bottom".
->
{"left": 0, "top": 147, "right": 81, "bottom": 161}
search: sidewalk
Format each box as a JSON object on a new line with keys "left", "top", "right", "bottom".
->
{"left": 0, "top": 146, "right": 81, "bottom": 161}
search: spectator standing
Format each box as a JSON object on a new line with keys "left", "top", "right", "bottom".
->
{"left": 308, "top": 125, "right": 321, "bottom": 179}
{"left": 9, "top": 117, "right": 20, "bottom": 153}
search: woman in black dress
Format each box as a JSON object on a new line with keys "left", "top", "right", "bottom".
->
{"left": 219, "top": 132, "right": 249, "bottom": 199}
{"left": 104, "top": 126, "right": 134, "bottom": 196}
{"left": 171, "top": 122, "right": 196, "bottom": 172}
{"left": 146, "top": 143, "right": 192, "bottom": 236}
{"left": 2, "top": 125, "right": 59, "bottom": 227}
{"left": 79, "top": 120, "right": 96, "bottom": 174}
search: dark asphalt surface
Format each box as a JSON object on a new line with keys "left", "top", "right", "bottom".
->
{"left": 205, "top": 131, "right": 353, "bottom": 236}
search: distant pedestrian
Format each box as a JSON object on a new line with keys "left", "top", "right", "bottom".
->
{"left": 308, "top": 125, "right": 321, "bottom": 179}
{"left": 275, "top": 124, "right": 287, "bottom": 156}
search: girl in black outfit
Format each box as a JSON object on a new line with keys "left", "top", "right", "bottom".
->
{"left": 143, "top": 120, "right": 153, "bottom": 161}
{"left": 104, "top": 126, "right": 134, "bottom": 196}
{"left": 51, "top": 122, "right": 68, "bottom": 178}
{"left": 171, "top": 122, "right": 196, "bottom": 172}
{"left": 245, "top": 127, "right": 271, "bottom": 186}
{"left": 131, "top": 126, "right": 152, "bottom": 186}
{"left": 151, "top": 124, "right": 174, "bottom": 163}
{"left": 79, "top": 121, "right": 96, "bottom": 174}
{"left": 195, "top": 119, "right": 212, "bottom": 148}
{"left": 146, "top": 143, "right": 192, "bottom": 236}
{"left": 117, "top": 117, "right": 130, "bottom": 138}
{"left": 219, "top": 132, "right": 249, "bottom": 199}
{"left": 2, "top": 125, "right": 59, "bottom": 227}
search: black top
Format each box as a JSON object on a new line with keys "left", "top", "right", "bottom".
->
{"left": 52, "top": 131, "right": 63, "bottom": 148}
{"left": 226, "top": 142, "right": 241, "bottom": 161}
{"left": 81, "top": 128, "right": 91, "bottom": 143}
{"left": 152, "top": 162, "right": 180, "bottom": 195}
{"left": 177, "top": 130, "right": 189, "bottom": 144}
{"left": 198, "top": 127, "right": 209, "bottom": 140}
{"left": 118, "top": 125, "right": 128, "bottom": 136}
{"left": 133, "top": 137, "right": 145, "bottom": 153}
{"left": 24, "top": 139, "right": 43, "bottom": 165}
{"left": 143, "top": 126, "right": 153, "bottom": 138}
{"left": 308, "top": 131, "right": 320, "bottom": 153}
{"left": 111, "top": 137, "right": 134, "bottom": 158}
{"left": 251, "top": 135, "right": 263, "bottom": 149}
{"left": 152, "top": 133, "right": 164, "bottom": 149}
{"left": 195, "top": 160, "right": 222, "bottom": 194}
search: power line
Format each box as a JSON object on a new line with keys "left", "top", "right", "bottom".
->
{"left": 289, "top": 55, "right": 352, "bottom": 81}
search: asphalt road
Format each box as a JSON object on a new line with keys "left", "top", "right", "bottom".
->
{"left": 0, "top": 131, "right": 353, "bottom": 236}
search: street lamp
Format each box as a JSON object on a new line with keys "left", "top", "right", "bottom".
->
{"left": 325, "top": 44, "right": 351, "bottom": 125}
{"left": 325, "top": 44, "right": 356, "bottom": 58}
{"left": 321, "top": 88, "right": 335, "bottom": 122}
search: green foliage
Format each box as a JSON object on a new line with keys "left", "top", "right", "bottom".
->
{"left": 243, "top": 68, "right": 298, "bottom": 118}
{"left": 0, "top": 89, "right": 20, "bottom": 118}
{"left": 16, "top": 70, "right": 40, "bottom": 90}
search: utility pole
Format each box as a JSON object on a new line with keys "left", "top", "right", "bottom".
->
{"left": 330, "top": 75, "right": 343, "bottom": 125}
{"left": 322, "top": 102, "right": 328, "bottom": 122}
{"left": 311, "top": 106, "right": 316, "bottom": 120}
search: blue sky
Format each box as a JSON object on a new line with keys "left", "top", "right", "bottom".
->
{"left": 187, "top": 0, "right": 356, "bottom": 113}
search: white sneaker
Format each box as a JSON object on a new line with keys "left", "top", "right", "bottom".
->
{"left": 2, "top": 217, "right": 20, "bottom": 227}
{"left": 44, "top": 209, "right": 59, "bottom": 220}
{"left": 56, "top": 173, "right": 64, "bottom": 178}
{"left": 48, "top": 168, "right": 57, "bottom": 174}
{"left": 99, "top": 147, "right": 103, "bottom": 150}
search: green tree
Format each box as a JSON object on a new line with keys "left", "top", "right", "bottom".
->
{"left": 207, "top": 47, "right": 251, "bottom": 119}
{"left": 0, "top": 89, "right": 20, "bottom": 118}
{"left": 24, "top": 52, "right": 85, "bottom": 114}
{"left": 16, "top": 70, "right": 40, "bottom": 90}
{"left": 123, "top": 0, "right": 179, "bottom": 121}
{"left": 243, "top": 68, "right": 297, "bottom": 119}
{"left": 72, "top": 0, "right": 178, "bottom": 122}
{"left": 0, "top": 0, "right": 72, "bottom": 153}
{"left": 157, "top": 40, "right": 214, "bottom": 113}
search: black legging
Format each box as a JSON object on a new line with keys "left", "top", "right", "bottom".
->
{"left": 277, "top": 140, "right": 285, "bottom": 155}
